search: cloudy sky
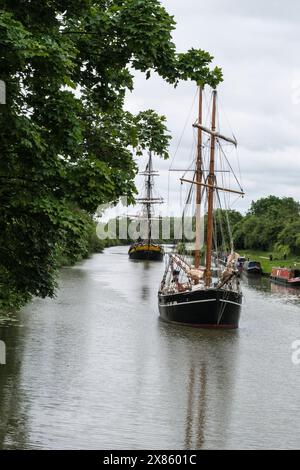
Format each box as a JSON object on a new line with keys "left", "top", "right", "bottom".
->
{"left": 118, "top": 0, "right": 300, "bottom": 219}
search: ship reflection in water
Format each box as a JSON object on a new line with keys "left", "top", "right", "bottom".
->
{"left": 184, "top": 363, "right": 207, "bottom": 449}
{"left": 159, "top": 322, "right": 238, "bottom": 450}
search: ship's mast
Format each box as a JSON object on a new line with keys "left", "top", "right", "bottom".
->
{"left": 179, "top": 89, "right": 244, "bottom": 284}
{"left": 146, "top": 152, "right": 153, "bottom": 244}
{"left": 194, "top": 86, "right": 203, "bottom": 269}
{"left": 135, "top": 153, "right": 163, "bottom": 243}
{"left": 205, "top": 90, "right": 217, "bottom": 286}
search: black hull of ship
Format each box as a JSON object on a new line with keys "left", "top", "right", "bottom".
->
{"left": 128, "top": 244, "right": 164, "bottom": 261}
{"left": 158, "top": 288, "right": 242, "bottom": 329}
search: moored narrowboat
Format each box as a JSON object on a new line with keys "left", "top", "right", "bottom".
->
{"left": 243, "top": 260, "right": 262, "bottom": 275}
{"left": 270, "top": 267, "right": 300, "bottom": 286}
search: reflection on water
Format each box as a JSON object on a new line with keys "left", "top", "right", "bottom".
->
{"left": 242, "top": 272, "right": 300, "bottom": 305}
{"left": 0, "top": 246, "right": 300, "bottom": 449}
{"left": 158, "top": 322, "right": 239, "bottom": 450}
{"left": 241, "top": 273, "right": 270, "bottom": 292}
{"left": 184, "top": 363, "right": 206, "bottom": 449}
{"left": 270, "top": 281, "right": 300, "bottom": 303}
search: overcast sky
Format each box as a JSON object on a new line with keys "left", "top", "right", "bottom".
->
{"left": 117, "top": 0, "right": 300, "bottom": 219}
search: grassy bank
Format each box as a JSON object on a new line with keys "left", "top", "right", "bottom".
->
{"left": 238, "top": 250, "right": 300, "bottom": 274}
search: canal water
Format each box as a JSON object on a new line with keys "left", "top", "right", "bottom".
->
{"left": 1, "top": 246, "right": 300, "bottom": 449}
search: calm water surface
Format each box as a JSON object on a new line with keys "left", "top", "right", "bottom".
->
{"left": 1, "top": 246, "right": 300, "bottom": 449}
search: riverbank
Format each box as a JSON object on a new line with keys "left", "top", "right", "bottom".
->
{"left": 239, "top": 250, "right": 300, "bottom": 274}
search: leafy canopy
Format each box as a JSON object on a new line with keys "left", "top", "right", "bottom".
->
{"left": 233, "top": 196, "right": 300, "bottom": 253}
{"left": 0, "top": 0, "right": 222, "bottom": 307}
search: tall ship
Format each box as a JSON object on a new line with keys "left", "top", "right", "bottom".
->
{"left": 128, "top": 152, "right": 164, "bottom": 261}
{"left": 158, "top": 87, "right": 244, "bottom": 328}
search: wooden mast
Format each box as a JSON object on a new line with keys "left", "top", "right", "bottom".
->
{"left": 205, "top": 90, "right": 217, "bottom": 286}
{"left": 179, "top": 179, "right": 244, "bottom": 196}
{"left": 194, "top": 86, "right": 203, "bottom": 269}
{"left": 146, "top": 152, "right": 152, "bottom": 245}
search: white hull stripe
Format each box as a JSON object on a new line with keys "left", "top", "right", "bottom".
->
{"left": 220, "top": 299, "right": 241, "bottom": 306}
{"left": 161, "top": 298, "right": 241, "bottom": 308}
{"left": 161, "top": 299, "right": 216, "bottom": 307}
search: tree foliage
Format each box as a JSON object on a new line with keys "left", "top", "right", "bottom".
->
{"left": 0, "top": 1, "right": 222, "bottom": 310}
{"left": 233, "top": 196, "right": 300, "bottom": 254}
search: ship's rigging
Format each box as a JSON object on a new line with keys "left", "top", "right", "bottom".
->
{"left": 158, "top": 86, "right": 244, "bottom": 329}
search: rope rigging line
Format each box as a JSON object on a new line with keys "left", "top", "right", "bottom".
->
{"left": 218, "top": 142, "right": 244, "bottom": 193}
{"left": 170, "top": 88, "right": 198, "bottom": 169}
{"left": 217, "top": 94, "right": 243, "bottom": 192}
{"left": 167, "top": 89, "right": 198, "bottom": 207}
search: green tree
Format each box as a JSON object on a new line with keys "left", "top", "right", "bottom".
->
{"left": 276, "top": 220, "right": 300, "bottom": 256}
{"left": 0, "top": 1, "right": 222, "bottom": 310}
{"left": 248, "top": 196, "right": 299, "bottom": 220}
{"left": 233, "top": 196, "right": 300, "bottom": 253}
{"left": 213, "top": 209, "right": 243, "bottom": 250}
